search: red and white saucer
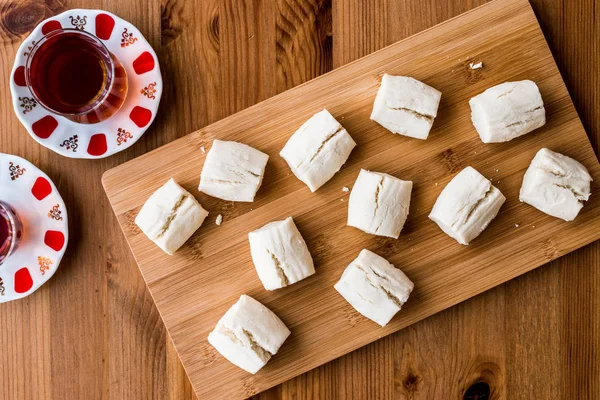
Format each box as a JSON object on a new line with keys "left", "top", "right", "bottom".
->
{"left": 9, "top": 9, "right": 162, "bottom": 159}
{"left": 0, "top": 153, "right": 68, "bottom": 303}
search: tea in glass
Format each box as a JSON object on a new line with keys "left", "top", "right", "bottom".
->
{"left": 0, "top": 201, "right": 23, "bottom": 265}
{"left": 26, "top": 29, "right": 127, "bottom": 124}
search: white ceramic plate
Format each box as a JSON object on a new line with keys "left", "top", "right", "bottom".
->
{"left": 9, "top": 9, "right": 163, "bottom": 159}
{"left": 0, "top": 153, "right": 68, "bottom": 302}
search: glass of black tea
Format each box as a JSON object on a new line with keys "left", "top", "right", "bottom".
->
{"left": 26, "top": 29, "right": 128, "bottom": 124}
{"left": 0, "top": 201, "right": 23, "bottom": 266}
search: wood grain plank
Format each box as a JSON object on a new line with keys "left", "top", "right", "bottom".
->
{"left": 0, "top": 1, "right": 169, "bottom": 400}
{"left": 519, "top": 1, "right": 600, "bottom": 398}
{"left": 276, "top": 0, "right": 332, "bottom": 91}
{"left": 103, "top": 1, "right": 600, "bottom": 397}
{"left": 220, "top": 0, "right": 278, "bottom": 113}
{"left": 0, "top": 2, "right": 60, "bottom": 399}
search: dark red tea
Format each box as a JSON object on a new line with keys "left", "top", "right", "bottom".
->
{"left": 0, "top": 201, "right": 22, "bottom": 265}
{"left": 26, "top": 29, "right": 128, "bottom": 123}
{"left": 28, "top": 32, "right": 108, "bottom": 114}
{"left": 0, "top": 214, "right": 9, "bottom": 252}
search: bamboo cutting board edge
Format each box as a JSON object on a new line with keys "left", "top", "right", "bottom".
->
{"left": 102, "top": 0, "right": 600, "bottom": 398}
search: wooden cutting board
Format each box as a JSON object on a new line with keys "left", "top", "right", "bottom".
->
{"left": 102, "top": 0, "right": 600, "bottom": 398}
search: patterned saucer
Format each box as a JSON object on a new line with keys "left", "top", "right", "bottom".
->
{"left": 0, "top": 153, "right": 68, "bottom": 303}
{"left": 9, "top": 9, "right": 162, "bottom": 159}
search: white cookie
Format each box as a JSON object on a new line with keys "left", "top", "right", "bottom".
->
{"left": 347, "top": 169, "right": 412, "bottom": 238}
{"left": 520, "top": 148, "right": 592, "bottom": 221}
{"left": 208, "top": 295, "right": 290, "bottom": 374}
{"left": 249, "top": 217, "right": 315, "bottom": 290}
{"left": 280, "top": 109, "right": 356, "bottom": 192}
{"left": 429, "top": 166, "right": 505, "bottom": 245}
{"left": 370, "top": 74, "right": 441, "bottom": 140}
{"left": 470, "top": 80, "right": 545, "bottom": 143}
{"left": 135, "top": 178, "right": 208, "bottom": 255}
{"left": 334, "top": 249, "right": 414, "bottom": 327}
{"left": 199, "top": 140, "right": 269, "bottom": 202}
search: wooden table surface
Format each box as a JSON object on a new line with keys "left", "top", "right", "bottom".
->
{"left": 0, "top": 0, "right": 597, "bottom": 399}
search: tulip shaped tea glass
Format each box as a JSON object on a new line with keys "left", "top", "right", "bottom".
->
{"left": 25, "top": 28, "right": 128, "bottom": 124}
{"left": 0, "top": 201, "right": 23, "bottom": 265}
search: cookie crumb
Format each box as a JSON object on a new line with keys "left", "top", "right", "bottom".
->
{"left": 469, "top": 61, "right": 483, "bottom": 69}
{"left": 342, "top": 186, "right": 350, "bottom": 192}
{"left": 515, "top": 223, "right": 520, "bottom": 228}
{"left": 215, "top": 214, "right": 223, "bottom": 225}
{"left": 200, "top": 146, "right": 206, "bottom": 154}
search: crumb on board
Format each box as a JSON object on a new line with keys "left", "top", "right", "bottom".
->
{"left": 469, "top": 61, "right": 483, "bottom": 69}
{"left": 435, "top": 182, "right": 438, "bottom": 186}
{"left": 495, "top": 169, "right": 499, "bottom": 173}
{"left": 515, "top": 223, "right": 520, "bottom": 228}
{"left": 342, "top": 186, "right": 350, "bottom": 192}
{"left": 340, "top": 198, "right": 344, "bottom": 202}
{"left": 200, "top": 146, "right": 206, "bottom": 154}
{"left": 215, "top": 214, "right": 223, "bottom": 225}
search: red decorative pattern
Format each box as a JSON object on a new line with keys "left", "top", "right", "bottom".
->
{"left": 9, "top": 162, "right": 26, "bottom": 180}
{"left": 44, "top": 230, "right": 65, "bottom": 252}
{"left": 31, "top": 116, "right": 58, "bottom": 139}
{"left": 129, "top": 106, "right": 152, "bottom": 127}
{"left": 19, "top": 97, "right": 37, "bottom": 114}
{"left": 87, "top": 134, "right": 108, "bottom": 156}
{"left": 41, "top": 20, "right": 62, "bottom": 35}
{"left": 132, "top": 51, "right": 155, "bottom": 75}
{"left": 23, "top": 40, "right": 38, "bottom": 57}
{"left": 38, "top": 256, "right": 53, "bottom": 275}
{"left": 31, "top": 177, "right": 52, "bottom": 200}
{"left": 14, "top": 268, "right": 33, "bottom": 293}
{"left": 60, "top": 135, "right": 79, "bottom": 152}
{"left": 13, "top": 66, "right": 26, "bottom": 87}
{"left": 48, "top": 204, "right": 63, "bottom": 221}
{"left": 121, "top": 28, "right": 138, "bottom": 47}
{"left": 117, "top": 128, "right": 133, "bottom": 145}
{"left": 69, "top": 15, "right": 87, "bottom": 30}
{"left": 95, "top": 14, "right": 115, "bottom": 40}
{"left": 141, "top": 82, "right": 157, "bottom": 99}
